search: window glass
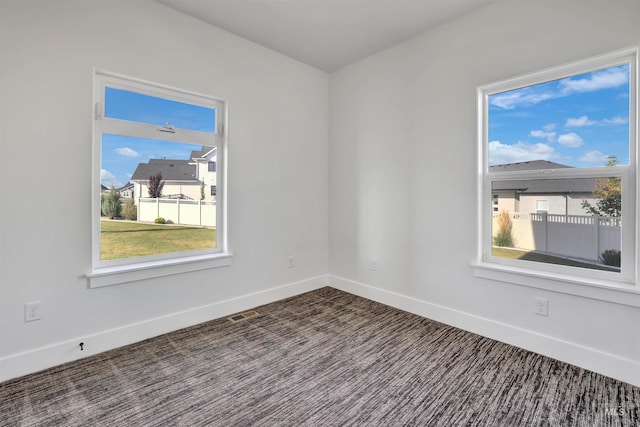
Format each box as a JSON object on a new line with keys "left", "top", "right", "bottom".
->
{"left": 490, "top": 177, "right": 622, "bottom": 272}
{"left": 488, "top": 65, "right": 630, "bottom": 168}
{"left": 105, "top": 87, "right": 216, "bottom": 133}
{"left": 100, "top": 134, "right": 217, "bottom": 260}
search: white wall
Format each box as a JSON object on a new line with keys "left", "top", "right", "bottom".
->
{"left": 329, "top": 0, "right": 640, "bottom": 385}
{"left": 0, "top": 0, "right": 328, "bottom": 379}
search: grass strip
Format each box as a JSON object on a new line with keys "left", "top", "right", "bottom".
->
{"left": 101, "top": 220, "right": 216, "bottom": 260}
{"left": 491, "top": 247, "right": 618, "bottom": 272}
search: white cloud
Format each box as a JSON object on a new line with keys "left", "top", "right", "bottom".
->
{"left": 559, "top": 66, "right": 628, "bottom": 94}
{"left": 101, "top": 169, "right": 122, "bottom": 188}
{"left": 490, "top": 66, "right": 628, "bottom": 110}
{"left": 578, "top": 150, "right": 609, "bottom": 164}
{"left": 603, "top": 116, "right": 628, "bottom": 125}
{"left": 557, "top": 132, "right": 584, "bottom": 148}
{"left": 564, "top": 115, "right": 596, "bottom": 127}
{"left": 115, "top": 147, "right": 140, "bottom": 157}
{"left": 490, "top": 88, "right": 553, "bottom": 110}
{"left": 529, "top": 127, "right": 556, "bottom": 142}
{"left": 488, "top": 140, "right": 556, "bottom": 165}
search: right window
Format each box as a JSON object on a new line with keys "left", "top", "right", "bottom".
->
{"left": 478, "top": 48, "right": 638, "bottom": 288}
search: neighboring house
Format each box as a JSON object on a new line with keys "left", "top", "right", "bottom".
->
{"left": 116, "top": 182, "right": 135, "bottom": 200}
{"left": 490, "top": 160, "right": 597, "bottom": 216}
{"left": 130, "top": 146, "right": 217, "bottom": 204}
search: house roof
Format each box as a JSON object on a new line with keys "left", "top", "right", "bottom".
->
{"left": 489, "top": 160, "right": 572, "bottom": 172}
{"left": 131, "top": 159, "right": 197, "bottom": 182}
{"left": 116, "top": 182, "right": 134, "bottom": 191}
{"left": 490, "top": 160, "right": 596, "bottom": 194}
{"left": 190, "top": 146, "right": 216, "bottom": 160}
{"left": 492, "top": 178, "right": 596, "bottom": 194}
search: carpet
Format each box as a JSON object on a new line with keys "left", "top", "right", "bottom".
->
{"left": 1, "top": 287, "right": 638, "bottom": 426}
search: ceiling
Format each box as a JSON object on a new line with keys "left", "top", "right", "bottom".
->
{"left": 156, "top": 0, "right": 495, "bottom": 72}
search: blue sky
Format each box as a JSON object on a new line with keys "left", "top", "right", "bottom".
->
{"left": 488, "top": 64, "right": 630, "bottom": 168}
{"left": 101, "top": 88, "right": 215, "bottom": 188}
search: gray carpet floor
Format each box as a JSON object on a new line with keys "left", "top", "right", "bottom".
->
{"left": 1, "top": 287, "right": 638, "bottom": 426}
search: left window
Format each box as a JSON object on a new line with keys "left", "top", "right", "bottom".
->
{"left": 89, "top": 71, "right": 230, "bottom": 287}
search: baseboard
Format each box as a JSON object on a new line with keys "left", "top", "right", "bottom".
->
{"left": 328, "top": 275, "right": 640, "bottom": 388}
{"left": 0, "top": 275, "right": 329, "bottom": 383}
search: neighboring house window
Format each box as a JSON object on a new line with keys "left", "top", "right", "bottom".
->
{"left": 535, "top": 200, "right": 549, "bottom": 213}
{"left": 208, "top": 161, "right": 217, "bottom": 172}
{"left": 476, "top": 48, "right": 638, "bottom": 294}
{"left": 210, "top": 185, "right": 217, "bottom": 197}
{"left": 90, "top": 71, "right": 229, "bottom": 287}
{"left": 492, "top": 194, "right": 499, "bottom": 212}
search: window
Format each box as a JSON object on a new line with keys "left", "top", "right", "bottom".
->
{"left": 89, "top": 71, "right": 230, "bottom": 287}
{"left": 476, "top": 48, "right": 638, "bottom": 298}
{"left": 535, "top": 200, "right": 549, "bottom": 214}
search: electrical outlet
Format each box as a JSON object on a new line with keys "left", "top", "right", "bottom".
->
{"left": 535, "top": 297, "right": 548, "bottom": 316}
{"left": 288, "top": 256, "right": 295, "bottom": 269}
{"left": 25, "top": 301, "right": 41, "bottom": 322}
{"left": 370, "top": 259, "right": 378, "bottom": 271}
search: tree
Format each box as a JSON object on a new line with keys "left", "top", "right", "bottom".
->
{"left": 101, "top": 185, "right": 122, "bottom": 219}
{"left": 581, "top": 156, "right": 621, "bottom": 217}
{"left": 147, "top": 172, "right": 164, "bottom": 198}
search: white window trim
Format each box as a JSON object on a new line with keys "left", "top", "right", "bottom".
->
{"left": 88, "top": 70, "right": 231, "bottom": 288}
{"left": 474, "top": 48, "right": 640, "bottom": 307}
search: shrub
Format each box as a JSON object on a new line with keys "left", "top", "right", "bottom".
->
{"left": 493, "top": 210, "right": 514, "bottom": 247}
{"left": 122, "top": 199, "right": 137, "bottom": 220}
{"left": 101, "top": 186, "right": 121, "bottom": 219}
{"left": 154, "top": 217, "right": 166, "bottom": 224}
{"left": 600, "top": 249, "right": 621, "bottom": 267}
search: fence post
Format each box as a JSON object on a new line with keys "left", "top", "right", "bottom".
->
{"left": 177, "top": 198, "right": 180, "bottom": 224}
{"left": 542, "top": 212, "right": 548, "bottom": 253}
{"left": 594, "top": 215, "right": 600, "bottom": 262}
{"left": 156, "top": 197, "right": 159, "bottom": 220}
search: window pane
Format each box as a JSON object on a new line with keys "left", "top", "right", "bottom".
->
{"left": 100, "top": 134, "right": 217, "bottom": 260}
{"left": 488, "top": 64, "right": 630, "bottom": 168}
{"left": 105, "top": 87, "right": 216, "bottom": 133}
{"left": 491, "top": 177, "right": 621, "bottom": 272}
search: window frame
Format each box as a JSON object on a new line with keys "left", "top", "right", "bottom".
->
{"left": 474, "top": 48, "right": 640, "bottom": 306}
{"left": 88, "top": 70, "right": 231, "bottom": 287}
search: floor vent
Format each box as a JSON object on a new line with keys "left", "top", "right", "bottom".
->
{"left": 228, "top": 310, "right": 260, "bottom": 323}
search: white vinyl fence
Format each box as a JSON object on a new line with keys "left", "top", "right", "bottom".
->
{"left": 138, "top": 198, "right": 216, "bottom": 227}
{"left": 493, "top": 212, "right": 620, "bottom": 262}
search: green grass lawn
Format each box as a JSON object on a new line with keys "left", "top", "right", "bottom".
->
{"left": 491, "top": 247, "right": 618, "bottom": 272}
{"left": 101, "top": 220, "right": 216, "bottom": 260}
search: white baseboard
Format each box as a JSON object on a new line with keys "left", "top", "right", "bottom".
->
{"left": 328, "top": 275, "right": 640, "bottom": 388}
{"left": 0, "top": 275, "right": 329, "bottom": 383}
{"left": 5, "top": 274, "right": 637, "bottom": 388}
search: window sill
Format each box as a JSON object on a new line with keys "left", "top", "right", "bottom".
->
{"left": 87, "top": 253, "right": 232, "bottom": 288}
{"left": 472, "top": 261, "right": 640, "bottom": 307}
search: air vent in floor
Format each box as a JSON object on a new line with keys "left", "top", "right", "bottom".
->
{"left": 228, "top": 310, "right": 260, "bottom": 323}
